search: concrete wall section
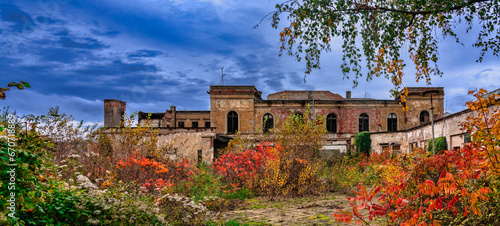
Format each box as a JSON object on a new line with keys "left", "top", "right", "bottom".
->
{"left": 103, "top": 128, "right": 216, "bottom": 164}
{"left": 156, "top": 130, "right": 215, "bottom": 164}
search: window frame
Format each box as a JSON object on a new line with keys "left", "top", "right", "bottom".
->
{"left": 326, "top": 113, "right": 337, "bottom": 133}
{"left": 227, "top": 111, "right": 238, "bottom": 134}
{"left": 263, "top": 113, "right": 274, "bottom": 133}
{"left": 359, "top": 113, "right": 369, "bottom": 132}
{"left": 387, "top": 113, "right": 397, "bottom": 132}
{"left": 420, "top": 111, "right": 430, "bottom": 124}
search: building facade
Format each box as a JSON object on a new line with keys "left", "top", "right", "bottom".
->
{"left": 104, "top": 85, "right": 449, "bottom": 162}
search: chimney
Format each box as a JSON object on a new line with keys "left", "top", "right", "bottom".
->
{"left": 170, "top": 106, "right": 177, "bottom": 128}
{"left": 104, "top": 99, "right": 126, "bottom": 127}
{"left": 346, "top": 91, "right": 351, "bottom": 99}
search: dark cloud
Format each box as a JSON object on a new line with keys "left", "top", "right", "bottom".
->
{"left": 0, "top": 4, "right": 34, "bottom": 32}
{"left": 60, "top": 37, "right": 109, "bottom": 49}
{"left": 263, "top": 72, "right": 285, "bottom": 91}
{"left": 36, "top": 16, "right": 57, "bottom": 24}
{"left": 77, "top": 60, "right": 161, "bottom": 75}
{"left": 91, "top": 29, "right": 120, "bottom": 37}
{"left": 54, "top": 29, "right": 69, "bottom": 36}
{"left": 38, "top": 47, "right": 93, "bottom": 63}
{"left": 128, "top": 49, "right": 163, "bottom": 58}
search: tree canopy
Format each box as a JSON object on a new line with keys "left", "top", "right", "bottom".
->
{"left": 268, "top": 0, "right": 500, "bottom": 91}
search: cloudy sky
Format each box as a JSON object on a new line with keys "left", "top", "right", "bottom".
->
{"left": 1, "top": 0, "right": 499, "bottom": 124}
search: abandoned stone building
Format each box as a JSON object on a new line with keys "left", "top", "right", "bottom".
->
{"left": 102, "top": 85, "right": 484, "bottom": 164}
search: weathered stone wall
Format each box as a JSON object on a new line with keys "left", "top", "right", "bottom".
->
{"left": 156, "top": 129, "right": 215, "bottom": 164}
{"left": 103, "top": 127, "right": 216, "bottom": 164}
{"left": 209, "top": 86, "right": 261, "bottom": 135}
{"left": 405, "top": 109, "right": 472, "bottom": 151}
{"left": 368, "top": 131, "right": 408, "bottom": 154}
{"left": 138, "top": 108, "right": 210, "bottom": 128}
{"left": 172, "top": 111, "right": 211, "bottom": 128}
{"left": 369, "top": 104, "right": 499, "bottom": 154}
{"left": 403, "top": 87, "right": 445, "bottom": 129}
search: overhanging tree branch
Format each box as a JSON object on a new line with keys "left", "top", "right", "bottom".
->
{"left": 326, "top": 0, "right": 490, "bottom": 15}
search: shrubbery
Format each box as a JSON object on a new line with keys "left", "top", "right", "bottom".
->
{"left": 335, "top": 89, "right": 500, "bottom": 225}
{"left": 427, "top": 136, "right": 448, "bottom": 154}
{"left": 354, "top": 131, "right": 371, "bottom": 156}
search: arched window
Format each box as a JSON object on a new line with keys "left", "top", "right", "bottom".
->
{"left": 227, "top": 111, "right": 238, "bottom": 134}
{"left": 326, "top": 113, "right": 337, "bottom": 133}
{"left": 420, "top": 111, "right": 430, "bottom": 125}
{"left": 387, "top": 113, "right": 397, "bottom": 131}
{"left": 263, "top": 113, "right": 274, "bottom": 133}
{"left": 359, "top": 113, "right": 369, "bottom": 132}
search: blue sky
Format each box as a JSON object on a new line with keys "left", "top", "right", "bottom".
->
{"left": 1, "top": 0, "right": 499, "bottom": 124}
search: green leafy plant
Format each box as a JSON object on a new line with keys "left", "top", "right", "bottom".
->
{"left": 354, "top": 132, "right": 371, "bottom": 156}
{"left": 427, "top": 136, "right": 447, "bottom": 154}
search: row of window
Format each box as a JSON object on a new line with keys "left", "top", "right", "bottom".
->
{"left": 177, "top": 121, "right": 210, "bottom": 128}
{"left": 226, "top": 110, "right": 432, "bottom": 134}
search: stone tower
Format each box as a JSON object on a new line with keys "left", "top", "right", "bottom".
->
{"left": 104, "top": 99, "right": 126, "bottom": 127}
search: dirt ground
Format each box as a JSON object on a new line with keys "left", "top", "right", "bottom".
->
{"left": 221, "top": 192, "right": 364, "bottom": 225}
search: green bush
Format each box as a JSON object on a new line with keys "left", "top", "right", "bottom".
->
{"left": 355, "top": 132, "right": 371, "bottom": 156}
{"left": 176, "top": 163, "right": 223, "bottom": 202}
{"left": 320, "top": 155, "right": 379, "bottom": 192}
{"left": 427, "top": 136, "right": 447, "bottom": 154}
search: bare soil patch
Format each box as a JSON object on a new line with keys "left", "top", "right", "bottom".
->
{"left": 222, "top": 192, "right": 358, "bottom": 225}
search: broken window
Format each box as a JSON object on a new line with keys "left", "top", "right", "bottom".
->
{"left": 205, "top": 121, "right": 210, "bottom": 128}
{"left": 387, "top": 113, "right": 397, "bottom": 131}
{"left": 420, "top": 111, "right": 430, "bottom": 124}
{"left": 359, "top": 113, "right": 369, "bottom": 132}
{"left": 178, "top": 121, "right": 184, "bottom": 128}
{"left": 263, "top": 113, "right": 274, "bottom": 133}
{"left": 326, "top": 113, "right": 337, "bottom": 133}
{"left": 192, "top": 121, "right": 198, "bottom": 128}
{"left": 227, "top": 111, "right": 238, "bottom": 134}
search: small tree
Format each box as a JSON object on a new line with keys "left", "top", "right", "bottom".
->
{"left": 354, "top": 132, "right": 371, "bottom": 156}
{"left": 275, "top": 107, "right": 326, "bottom": 160}
{"left": 427, "top": 136, "right": 447, "bottom": 154}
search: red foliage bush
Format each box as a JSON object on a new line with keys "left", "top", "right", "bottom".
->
{"left": 112, "top": 153, "right": 192, "bottom": 192}
{"left": 213, "top": 142, "right": 280, "bottom": 187}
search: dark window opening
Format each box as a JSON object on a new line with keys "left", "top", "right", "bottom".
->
{"left": 359, "top": 113, "right": 369, "bottom": 132}
{"left": 227, "top": 111, "right": 238, "bottom": 134}
{"left": 263, "top": 113, "right": 274, "bottom": 133}
{"left": 205, "top": 121, "right": 210, "bottom": 128}
{"left": 192, "top": 121, "right": 198, "bottom": 128}
{"left": 420, "top": 111, "right": 430, "bottom": 124}
{"left": 387, "top": 113, "right": 397, "bottom": 131}
{"left": 293, "top": 113, "right": 304, "bottom": 122}
{"left": 178, "top": 121, "right": 184, "bottom": 128}
{"left": 326, "top": 113, "right": 337, "bottom": 133}
{"left": 197, "top": 150, "right": 202, "bottom": 166}
{"left": 464, "top": 133, "right": 472, "bottom": 143}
